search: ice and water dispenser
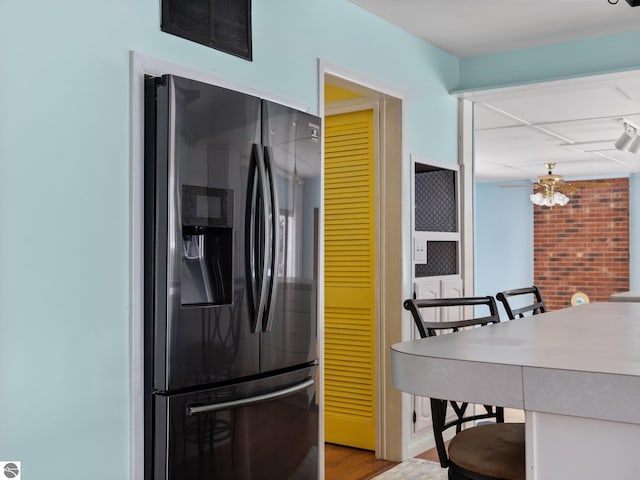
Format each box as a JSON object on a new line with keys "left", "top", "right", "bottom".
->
{"left": 180, "top": 185, "right": 233, "bottom": 305}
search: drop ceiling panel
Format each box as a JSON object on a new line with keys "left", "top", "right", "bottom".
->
{"left": 601, "top": 150, "right": 640, "bottom": 171}
{"left": 552, "top": 158, "right": 626, "bottom": 178}
{"left": 477, "top": 157, "right": 634, "bottom": 183}
{"left": 474, "top": 104, "right": 522, "bottom": 129}
{"left": 546, "top": 118, "right": 622, "bottom": 145}
{"left": 485, "top": 86, "right": 640, "bottom": 125}
{"left": 475, "top": 127, "right": 588, "bottom": 180}
{"left": 471, "top": 72, "right": 640, "bottom": 182}
{"left": 476, "top": 124, "right": 569, "bottom": 151}
{"left": 577, "top": 140, "right": 620, "bottom": 153}
{"left": 613, "top": 78, "right": 640, "bottom": 102}
{"left": 474, "top": 162, "right": 530, "bottom": 183}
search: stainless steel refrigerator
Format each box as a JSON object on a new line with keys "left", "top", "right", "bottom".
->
{"left": 144, "top": 74, "right": 321, "bottom": 480}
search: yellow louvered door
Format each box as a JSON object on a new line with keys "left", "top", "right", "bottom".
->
{"left": 324, "top": 109, "right": 376, "bottom": 450}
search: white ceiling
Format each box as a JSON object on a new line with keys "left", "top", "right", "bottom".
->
{"left": 349, "top": 0, "right": 640, "bottom": 58}
{"left": 469, "top": 71, "right": 640, "bottom": 182}
{"left": 349, "top": 0, "right": 640, "bottom": 182}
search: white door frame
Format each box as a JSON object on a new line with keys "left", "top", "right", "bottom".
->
{"left": 319, "top": 60, "right": 408, "bottom": 461}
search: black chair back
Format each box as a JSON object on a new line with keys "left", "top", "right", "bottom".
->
{"left": 496, "top": 286, "right": 546, "bottom": 320}
{"left": 403, "top": 296, "right": 504, "bottom": 469}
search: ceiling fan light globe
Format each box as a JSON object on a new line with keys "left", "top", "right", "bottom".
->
{"left": 554, "top": 192, "right": 570, "bottom": 206}
{"left": 530, "top": 192, "right": 544, "bottom": 206}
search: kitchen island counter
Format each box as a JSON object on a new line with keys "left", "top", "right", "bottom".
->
{"left": 391, "top": 302, "right": 640, "bottom": 479}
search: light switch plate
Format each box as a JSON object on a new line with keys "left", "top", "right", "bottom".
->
{"left": 414, "top": 238, "right": 427, "bottom": 263}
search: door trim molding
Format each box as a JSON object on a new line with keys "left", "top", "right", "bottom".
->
{"left": 458, "top": 99, "right": 475, "bottom": 299}
{"left": 319, "top": 59, "right": 408, "bottom": 461}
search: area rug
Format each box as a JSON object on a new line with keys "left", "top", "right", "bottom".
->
{"left": 372, "top": 458, "right": 448, "bottom": 479}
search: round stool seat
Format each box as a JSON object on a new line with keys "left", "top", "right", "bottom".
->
{"left": 448, "top": 422, "right": 525, "bottom": 480}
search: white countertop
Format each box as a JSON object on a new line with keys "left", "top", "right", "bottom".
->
{"left": 610, "top": 291, "right": 640, "bottom": 302}
{"left": 391, "top": 302, "right": 640, "bottom": 425}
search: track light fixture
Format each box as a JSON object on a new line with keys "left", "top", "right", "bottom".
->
{"left": 615, "top": 120, "right": 640, "bottom": 154}
{"left": 608, "top": 0, "right": 640, "bottom": 5}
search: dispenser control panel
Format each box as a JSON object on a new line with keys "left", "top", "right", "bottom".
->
{"left": 182, "top": 185, "right": 233, "bottom": 228}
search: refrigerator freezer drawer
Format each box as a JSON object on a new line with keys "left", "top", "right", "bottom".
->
{"left": 153, "top": 366, "right": 318, "bottom": 480}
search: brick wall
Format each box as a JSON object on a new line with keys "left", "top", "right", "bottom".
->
{"left": 534, "top": 177, "right": 629, "bottom": 310}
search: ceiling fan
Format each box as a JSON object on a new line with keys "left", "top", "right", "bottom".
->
{"left": 503, "top": 163, "right": 610, "bottom": 207}
{"left": 533, "top": 162, "right": 609, "bottom": 192}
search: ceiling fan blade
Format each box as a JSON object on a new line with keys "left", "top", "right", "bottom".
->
{"left": 498, "top": 184, "right": 535, "bottom": 189}
{"left": 559, "top": 185, "right": 579, "bottom": 193}
{"left": 566, "top": 181, "right": 611, "bottom": 188}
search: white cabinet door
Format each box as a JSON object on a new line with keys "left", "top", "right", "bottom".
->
{"left": 413, "top": 280, "right": 440, "bottom": 324}
{"left": 413, "top": 388, "right": 433, "bottom": 435}
{"left": 441, "top": 277, "right": 463, "bottom": 298}
{"left": 441, "top": 277, "right": 463, "bottom": 322}
{"left": 412, "top": 279, "right": 438, "bottom": 436}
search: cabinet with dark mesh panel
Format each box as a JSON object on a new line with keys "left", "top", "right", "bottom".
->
{"left": 413, "top": 163, "right": 459, "bottom": 278}
{"left": 411, "top": 158, "right": 463, "bottom": 439}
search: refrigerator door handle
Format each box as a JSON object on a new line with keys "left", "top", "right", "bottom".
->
{"left": 245, "top": 144, "right": 260, "bottom": 333}
{"left": 262, "top": 146, "right": 279, "bottom": 332}
{"left": 186, "top": 378, "right": 314, "bottom": 416}
{"left": 165, "top": 77, "right": 181, "bottom": 384}
{"left": 254, "top": 144, "right": 273, "bottom": 333}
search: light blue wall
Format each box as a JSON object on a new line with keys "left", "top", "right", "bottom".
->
{"left": 474, "top": 182, "right": 534, "bottom": 318}
{"left": 0, "top": 2, "right": 132, "bottom": 479}
{"left": 0, "top": 1, "right": 459, "bottom": 479}
{"left": 457, "top": 31, "right": 640, "bottom": 91}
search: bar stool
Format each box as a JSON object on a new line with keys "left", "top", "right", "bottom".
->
{"left": 403, "top": 296, "right": 526, "bottom": 480}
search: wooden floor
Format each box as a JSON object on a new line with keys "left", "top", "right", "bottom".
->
{"left": 325, "top": 443, "right": 440, "bottom": 479}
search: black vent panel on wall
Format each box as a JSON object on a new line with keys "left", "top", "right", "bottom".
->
{"left": 415, "top": 169, "right": 457, "bottom": 232}
{"left": 162, "top": 0, "right": 252, "bottom": 60}
{"left": 415, "top": 241, "right": 458, "bottom": 277}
